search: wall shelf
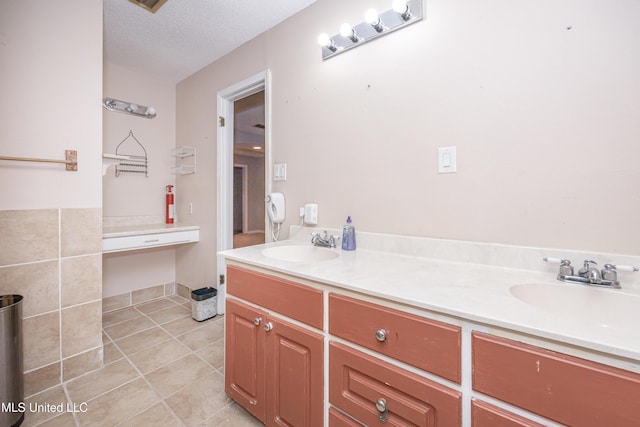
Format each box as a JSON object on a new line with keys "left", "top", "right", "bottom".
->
{"left": 171, "top": 146, "right": 196, "bottom": 175}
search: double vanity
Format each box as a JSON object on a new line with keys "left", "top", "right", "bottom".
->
{"left": 220, "top": 229, "right": 640, "bottom": 427}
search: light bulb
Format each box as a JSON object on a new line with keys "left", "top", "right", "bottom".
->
{"left": 127, "top": 104, "right": 138, "bottom": 112}
{"left": 317, "top": 33, "right": 330, "bottom": 47}
{"left": 392, "top": 0, "right": 411, "bottom": 19}
{"left": 365, "top": 8, "right": 384, "bottom": 32}
{"left": 340, "top": 23, "right": 360, "bottom": 43}
{"left": 365, "top": 9, "right": 379, "bottom": 25}
{"left": 145, "top": 106, "right": 156, "bottom": 117}
{"left": 317, "top": 33, "right": 337, "bottom": 51}
{"left": 339, "top": 23, "right": 354, "bottom": 39}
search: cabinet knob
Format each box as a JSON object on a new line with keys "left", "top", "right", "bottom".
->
{"left": 253, "top": 318, "right": 261, "bottom": 326}
{"left": 376, "top": 398, "right": 388, "bottom": 422}
{"left": 375, "top": 329, "right": 387, "bottom": 342}
{"left": 264, "top": 322, "right": 273, "bottom": 332}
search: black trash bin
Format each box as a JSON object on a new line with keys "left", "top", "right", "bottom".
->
{"left": 191, "top": 287, "right": 217, "bottom": 321}
{"left": 0, "top": 295, "right": 24, "bottom": 427}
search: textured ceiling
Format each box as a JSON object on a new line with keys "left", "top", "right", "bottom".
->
{"left": 103, "top": 0, "right": 317, "bottom": 83}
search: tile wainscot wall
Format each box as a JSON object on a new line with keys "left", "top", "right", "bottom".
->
{"left": 0, "top": 208, "right": 103, "bottom": 397}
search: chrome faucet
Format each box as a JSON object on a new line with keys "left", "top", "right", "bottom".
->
{"left": 543, "top": 257, "right": 638, "bottom": 289}
{"left": 578, "top": 259, "right": 601, "bottom": 284}
{"left": 311, "top": 231, "right": 338, "bottom": 248}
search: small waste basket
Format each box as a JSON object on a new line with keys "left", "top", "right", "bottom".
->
{"left": 1, "top": 295, "right": 24, "bottom": 427}
{"left": 191, "top": 287, "right": 217, "bottom": 321}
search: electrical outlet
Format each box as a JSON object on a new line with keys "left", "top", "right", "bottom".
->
{"left": 304, "top": 203, "right": 318, "bottom": 225}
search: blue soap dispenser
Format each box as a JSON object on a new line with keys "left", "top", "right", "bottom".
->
{"left": 342, "top": 216, "right": 356, "bottom": 251}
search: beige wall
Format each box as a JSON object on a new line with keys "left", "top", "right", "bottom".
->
{"left": 176, "top": 0, "right": 640, "bottom": 287}
{"left": 0, "top": 0, "right": 103, "bottom": 396}
{"left": 103, "top": 62, "right": 176, "bottom": 217}
{"left": 0, "top": 0, "right": 102, "bottom": 208}
{"left": 102, "top": 62, "right": 177, "bottom": 297}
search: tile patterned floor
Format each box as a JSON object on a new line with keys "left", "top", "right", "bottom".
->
{"left": 24, "top": 295, "right": 263, "bottom": 426}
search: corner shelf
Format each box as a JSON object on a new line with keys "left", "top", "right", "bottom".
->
{"left": 171, "top": 146, "right": 196, "bottom": 175}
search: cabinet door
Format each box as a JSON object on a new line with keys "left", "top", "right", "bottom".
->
{"left": 225, "top": 298, "right": 267, "bottom": 422}
{"left": 265, "top": 316, "right": 324, "bottom": 427}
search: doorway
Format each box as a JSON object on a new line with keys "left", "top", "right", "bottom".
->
{"left": 216, "top": 70, "right": 272, "bottom": 292}
{"left": 233, "top": 90, "right": 266, "bottom": 248}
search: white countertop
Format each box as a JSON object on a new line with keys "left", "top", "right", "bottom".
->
{"left": 103, "top": 223, "right": 200, "bottom": 238}
{"left": 220, "top": 236, "right": 640, "bottom": 364}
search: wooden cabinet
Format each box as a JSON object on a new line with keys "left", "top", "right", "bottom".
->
{"left": 329, "top": 293, "right": 461, "bottom": 383}
{"left": 225, "top": 264, "right": 640, "bottom": 427}
{"left": 225, "top": 268, "right": 324, "bottom": 427}
{"left": 329, "top": 342, "right": 462, "bottom": 426}
{"left": 472, "top": 332, "right": 640, "bottom": 427}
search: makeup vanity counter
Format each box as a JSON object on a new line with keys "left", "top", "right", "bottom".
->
{"left": 219, "top": 230, "right": 640, "bottom": 427}
{"left": 103, "top": 223, "right": 199, "bottom": 253}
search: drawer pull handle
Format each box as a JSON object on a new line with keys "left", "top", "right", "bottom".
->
{"left": 375, "top": 329, "right": 387, "bottom": 342}
{"left": 376, "top": 398, "right": 388, "bottom": 422}
{"left": 144, "top": 239, "right": 160, "bottom": 243}
{"left": 264, "top": 322, "right": 273, "bottom": 332}
{"left": 253, "top": 318, "right": 262, "bottom": 326}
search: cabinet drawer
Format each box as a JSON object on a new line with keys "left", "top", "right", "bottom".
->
{"left": 329, "top": 407, "right": 364, "bottom": 427}
{"left": 471, "top": 399, "right": 545, "bottom": 427}
{"left": 472, "top": 332, "right": 640, "bottom": 427}
{"left": 227, "top": 266, "right": 323, "bottom": 330}
{"left": 329, "top": 293, "right": 461, "bottom": 383}
{"left": 329, "top": 342, "right": 461, "bottom": 426}
{"left": 102, "top": 229, "right": 199, "bottom": 253}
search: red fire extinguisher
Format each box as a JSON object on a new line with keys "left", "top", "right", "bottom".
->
{"left": 165, "top": 185, "right": 175, "bottom": 224}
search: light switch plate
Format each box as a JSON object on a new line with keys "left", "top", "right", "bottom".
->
{"left": 273, "top": 163, "right": 287, "bottom": 181}
{"left": 438, "top": 146, "right": 457, "bottom": 174}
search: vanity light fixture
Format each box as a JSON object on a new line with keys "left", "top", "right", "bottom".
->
{"left": 102, "top": 97, "right": 157, "bottom": 119}
{"left": 317, "top": 0, "right": 424, "bottom": 61}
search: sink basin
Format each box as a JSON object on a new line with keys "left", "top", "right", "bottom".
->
{"left": 261, "top": 245, "right": 339, "bottom": 263}
{"left": 510, "top": 283, "right": 640, "bottom": 329}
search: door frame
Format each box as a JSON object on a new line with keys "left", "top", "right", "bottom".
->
{"left": 216, "top": 70, "right": 272, "bottom": 297}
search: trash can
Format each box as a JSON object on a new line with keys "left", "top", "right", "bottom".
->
{"left": 0, "top": 295, "right": 24, "bottom": 427}
{"left": 191, "top": 287, "right": 217, "bottom": 322}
